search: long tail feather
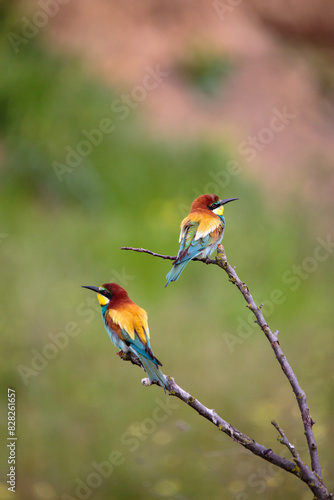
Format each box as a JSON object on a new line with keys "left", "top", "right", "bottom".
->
{"left": 165, "top": 260, "right": 190, "bottom": 287}
{"left": 137, "top": 354, "right": 169, "bottom": 392}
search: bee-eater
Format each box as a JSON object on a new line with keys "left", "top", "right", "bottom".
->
{"left": 82, "top": 283, "right": 169, "bottom": 391}
{"left": 166, "top": 194, "right": 238, "bottom": 286}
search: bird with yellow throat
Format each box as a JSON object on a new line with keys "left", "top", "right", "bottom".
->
{"left": 166, "top": 194, "right": 238, "bottom": 286}
{"left": 82, "top": 283, "right": 169, "bottom": 391}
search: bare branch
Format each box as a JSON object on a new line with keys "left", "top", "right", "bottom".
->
{"left": 121, "top": 245, "right": 320, "bottom": 475}
{"left": 214, "top": 244, "right": 321, "bottom": 478}
{"left": 119, "top": 350, "right": 295, "bottom": 472}
{"left": 120, "top": 244, "right": 333, "bottom": 499}
{"left": 166, "top": 377, "right": 298, "bottom": 475}
{"left": 120, "top": 246, "right": 215, "bottom": 264}
{"left": 121, "top": 247, "right": 176, "bottom": 261}
{"left": 118, "top": 349, "right": 331, "bottom": 499}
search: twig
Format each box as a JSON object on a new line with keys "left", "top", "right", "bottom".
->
{"left": 271, "top": 420, "right": 304, "bottom": 470}
{"left": 120, "top": 246, "right": 215, "bottom": 264}
{"left": 121, "top": 245, "right": 333, "bottom": 500}
{"left": 121, "top": 247, "right": 176, "bottom": 261}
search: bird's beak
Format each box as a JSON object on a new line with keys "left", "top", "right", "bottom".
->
{"left": 82, "top": 285, "right": 100, "bottom": 293}
{"left": 218, "top": 197, "right": 239, "bottom": 206}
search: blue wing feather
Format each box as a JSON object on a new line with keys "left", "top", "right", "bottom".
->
{"left": 106, "top": 323, "right": 168, "bottom": 391}
{"left": 166, "top": 230, "right": 217, "bottom": 286}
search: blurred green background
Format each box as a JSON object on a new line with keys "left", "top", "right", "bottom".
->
{"left": 0, "top": 2, "right": 333, "bottom": 500}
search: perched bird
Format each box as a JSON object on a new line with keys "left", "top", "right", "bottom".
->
{"left": 82, "top": 283, "right": 169, "bottom": 391}
{"left": 166, "top": 194, "right": 238, "bottom": 286}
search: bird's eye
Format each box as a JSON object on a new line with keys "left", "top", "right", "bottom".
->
{"left": 209, "top": 202, "right": 219, "bottom": 210}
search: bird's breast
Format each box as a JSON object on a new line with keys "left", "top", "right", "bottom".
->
{"left": 193, "top": 213, "right": 223, "bottom": 240}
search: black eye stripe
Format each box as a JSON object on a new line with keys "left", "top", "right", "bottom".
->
{"left": 99, "top": 288, "right": 112, "bottom": 299}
